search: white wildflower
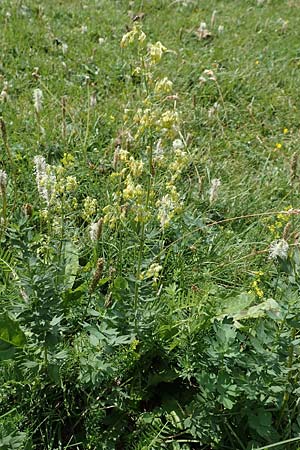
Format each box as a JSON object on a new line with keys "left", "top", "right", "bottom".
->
{"left": 172, "top": 139, "right": 184, "bottom": 150}
{"left": 81, "top": 25, "right": 88, "bottom": 33}
{"left": 157, "top": 194, "right": 175, "bottom": 227}
{"left": 199, "top": 22, "right": 207, "bottom": 32}
{"left": 90, "top": 218, "right": 103, "bottom": 242}
{"left": 269, "top": 239, "right": 289, "bottom": 260}
{"left": 209, "top": 178, "right": 221, "bottom": 204}
{"left": 62, "top": 43, "right": 68, "bottom": 54}
{"left": 33, "top": 88, "right": 43, "bottom": 113}
{"left": 34, "top": 155, "right": 56, "bottom": 207}
{"left": 0, "top": 82, "right": 9, "bottom": 102}
{"left": 98, "top": 37, "right": 105, "bottom": 45}
{"left": 90, "top": 92, "right": 97, "bottom": 107}
{"left": 218, "top": 25, "right": 224, "bottom": 34}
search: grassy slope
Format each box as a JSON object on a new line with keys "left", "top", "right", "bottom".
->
{"left": 1, "top": 0, "right": 300, "bottom": 448}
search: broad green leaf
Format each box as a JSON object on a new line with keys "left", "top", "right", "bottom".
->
{"left": 0, "top": 314, "right": 26, "bottom": 360}
{"left": 217, "top": 292, "right": 255, "bottom": 318}
{"left": 233, "top": 298, "right": 281, "bottom": 321}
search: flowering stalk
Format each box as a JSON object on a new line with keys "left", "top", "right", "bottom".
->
{"left": 33, "top": 88, "right": 43, "bottom": 141}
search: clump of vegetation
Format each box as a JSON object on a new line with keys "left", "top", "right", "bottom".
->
{"left": 1, "top": 0, "right": 300, "bottom": 449}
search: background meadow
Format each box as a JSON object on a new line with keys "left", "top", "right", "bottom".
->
{"left": 1, "top": 0, "right": 300, "bottom": 449}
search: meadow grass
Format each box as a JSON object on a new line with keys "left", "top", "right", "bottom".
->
{"left": 1, "top": 0, "right": 300, "bottom": 449}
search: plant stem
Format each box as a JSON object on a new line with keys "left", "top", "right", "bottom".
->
{"left": 133, "top": 141, "right": 153, "bottom": 333}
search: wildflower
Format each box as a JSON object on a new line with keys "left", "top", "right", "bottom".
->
{"left": 123, "top": 175, "right": 143, "bottom": 201}
{"left": 154, "top": 77, "right": 173, "bottom": 94}
{"left": 283, "top": 128, "right": 289, "bottom": 134}
{"left": 0, "top": 82, "right": 9, "bottom": 102}
{"left": 90, "top": 218, "right": 103, "bottom": 242}
{"left": 128, "top": 157, "right": 144, "bottom": 177}
{"left": 34, "top": 156, "right": 57, "bottom": 206}
{"left": 65, "top": 176, "right": 77, "bottom": 192}
{"left": 143, "top": 263, "right": 163, "bottom": 282}
{"left": 98, "top": 37, "right": 105, "bottom": 45}
{"left": 0, "top": 170, "right": 7, "bottom": 195}
{"left": 82, "top": 196, "right": 97, "bottom": 220}
{"left": 62, "top": 43, "right": 68, "bottom": 54}
{"left": 33, "top": 88, "right": 43, "bottom": 113}
{"left": 159, "top": 110, "right": 179, "bottom": 130}
{"left": 251, "top": 280, "right": 264, "bottom": 298}
{"left": 218, "top": 25, "right": 224, "bottom": 34}
{"left": 121, "top": 29, "right": 136, "bottom": 47}
{"left": 61, "top": 152, "right": 75, "bottom": 167}
{"left": 157, "top": 193, "right": 178, "bottom": 228}
{"left": 81, "top": 25, "right": 88, "bottom": 33}
{"left": 172, "top": 139, "right": 184, "bottom": 150}
{"left": 209, "top": 178, "right": 221, "bottom": 204}
{"left": 269, "top": 239, "right": 289, "bottom": 260}
{"left": 148, "top": 41, "right": 167, "bottom": 64}
{"left": 90, "top": 92, "right": 97, "bottom": 107}
{"left": 275, "top": 143, "right": 282, "bottom": 149}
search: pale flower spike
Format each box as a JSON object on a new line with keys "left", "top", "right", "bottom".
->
{"left": 269, "top": 239, "right": 289, "bottom": 260}
{"left": 34, "top": 155, "right": 56, "bottom": 207}
{"left": 209, "top": 178, "right": 221, "bottom": 204}
{"left": 33, "top": 88, "right": 43, "bottom": 113}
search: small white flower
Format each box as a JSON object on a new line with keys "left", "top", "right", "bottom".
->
{"left": 199, "top": 22, "right": 207, "bottom": 32}
{"left": 98, "top": 37, "right": 105, "bottom": 45}
{"left": 218, "top": 25, "right": 224, "bottom": 34}
{"left": 269, "top": 239, "right": 289, "bottom": 260}
{"left": 62, "top": 43, "right": 68, "bottom": 54}
{"left": 81, "top": 25, "right": 88, "bottom": 33}
{"left": 172, "top": 139, "right": 184, "bottom": 150}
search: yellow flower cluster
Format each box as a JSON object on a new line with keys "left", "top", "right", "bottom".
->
{"left": 266, "top": 207, "right": 292, "bottom": 239}
{"left": 103, "top": 27, "right": 188, "bottom": 230}
{"left": 120, "top": 25, "right": 146, "bottom": 48}
{"left": 82, "top": 197, "right": 97, "bottom": 221}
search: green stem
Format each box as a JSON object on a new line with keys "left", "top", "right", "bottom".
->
{"left": 133, "top": 142, "right": 153, "bottom": 333}
{"left": 83, "top": 83, "right": 90, "bottom": 163}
